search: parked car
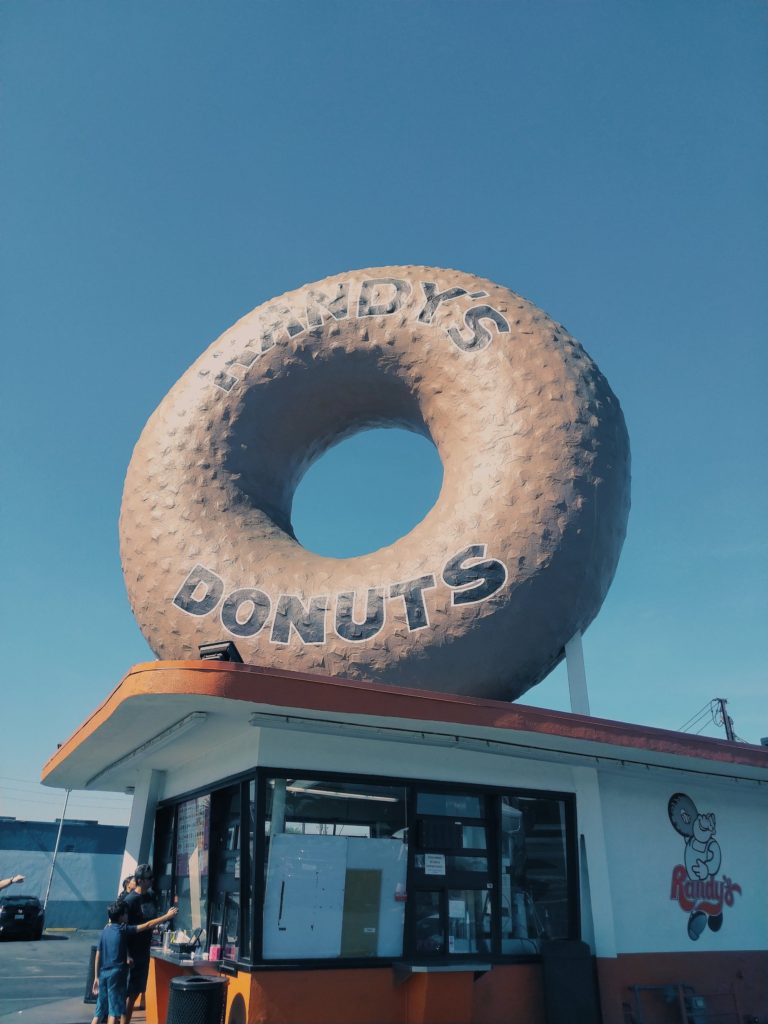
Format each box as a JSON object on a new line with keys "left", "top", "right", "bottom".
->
{"left": 0, "top": 894, "right": 45, "bottom": 940}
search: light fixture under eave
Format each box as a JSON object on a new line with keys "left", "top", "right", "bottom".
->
{"left": 86, "top": 712, "right": 208, "bottom": 788}
{"left": 199, "top": 641, "right": 243, "bottom": 662}
{"left": 286, "top": 785, "right": 398, "bottom": 803}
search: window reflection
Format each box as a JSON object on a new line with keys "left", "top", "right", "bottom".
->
{"left": 175, "top": 795, "right": 210, "bottom": 937}
{"left": 414, "top": 891, "right": 443, "bottom": 954}
{"left": 153, "top": 806, "right": 175, "bottom": 914}
{"left": 242, "top": 779, "right": 255, "bottom": 960}
{"left": 262, "top": 779, "right": 408, "bottom": 959}
{"left": 448, "top": 890, "right": 491, "bottom": 954}
{"left": 416, "top": 793, "right": 485, "bottom": 818}
{"left": 461, "top": 826, "right": 487, "bottom": 850}
{"left": 500, "top": 796, "right": 569, "bottom": 954}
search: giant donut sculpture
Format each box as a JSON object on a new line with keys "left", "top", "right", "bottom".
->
{"left": 120, "top": 266, "right": 630, "bottom": 701}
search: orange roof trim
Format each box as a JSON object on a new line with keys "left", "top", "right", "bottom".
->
{"left": 42, "top": 660, "right": 768, "bottom": 783}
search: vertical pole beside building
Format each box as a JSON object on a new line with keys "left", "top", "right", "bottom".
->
{"left": 43, "top": 788, "right": 70, "bottom": 911}
{"left": 565, "top": 631, "right": 591, "bottom": 716}
{"left": 716, "top": 698, "right": 736, "bottom": 741}
{"left": 120, "top": 769, "right": 164, "bottom": 884}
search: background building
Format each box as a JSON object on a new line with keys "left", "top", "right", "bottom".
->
{"left": 0, "top": 817, "right": 127, "bottom": 928}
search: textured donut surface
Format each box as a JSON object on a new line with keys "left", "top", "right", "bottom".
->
{"left": 120, "top": 266, "right": 630, "bottom": 700}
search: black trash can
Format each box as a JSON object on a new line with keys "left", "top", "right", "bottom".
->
{"left": 166, "top": 975, "right": 227, "bottom": 1024}
{"left": 83, "top": 945, "right": 98, "bottom": 1004}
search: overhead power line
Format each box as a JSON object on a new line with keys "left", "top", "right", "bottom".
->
{"left": 0, "top": 776, "right": 132, "bottom": 801}
{"left": 1, "top": 783, "right": 132, "bottom": 802}
{"left": 678, "top": 697, "right": 739, "bottom": 742}
{"left": 678, "top": 700, "right": 715, "bottom": 732}
{"left": 1, "top": 793, "right": 131, "bottom": 807}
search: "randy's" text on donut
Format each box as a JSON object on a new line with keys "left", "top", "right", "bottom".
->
{"left": 212, "top": 277, "right": 511, "bottom": 393}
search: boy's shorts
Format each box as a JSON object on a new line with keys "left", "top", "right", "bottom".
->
{"left": 95, "top": 965, "right": 128, "bottom": 1019}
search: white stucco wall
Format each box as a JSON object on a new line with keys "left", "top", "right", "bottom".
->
{"left": 159, "top": 725, "right": 580, "bottom": 803}
{"left": 598, "top": 767, "right": 768, "bottom": 954}
{"left": 145, "top": 721, "right": 768, "bottom": 960}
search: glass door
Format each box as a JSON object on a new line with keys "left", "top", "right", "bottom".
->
{"left": 409, "top": 790, "right": 494, "bottom": 957}
{"left": 208, "top": 785, "right": 241, "bottom": 958}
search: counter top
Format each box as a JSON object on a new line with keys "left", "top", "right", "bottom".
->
{"left": 150, "top": 948, "right": 216, "bottom": 968}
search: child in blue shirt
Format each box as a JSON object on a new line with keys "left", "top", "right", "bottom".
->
{"left": 91, "top": 898, "right": 177, "bottom": 1024}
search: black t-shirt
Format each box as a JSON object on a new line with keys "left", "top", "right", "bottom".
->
{"left": 123, "top": 888, "right": 157, "bottom": 960}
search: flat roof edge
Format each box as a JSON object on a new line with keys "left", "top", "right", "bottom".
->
{"left": 42, "top": 661, "right": 768, "bottom": 785}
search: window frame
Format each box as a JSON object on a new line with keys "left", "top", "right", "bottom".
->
{"left": 155, "top": 767, "right": 579, "bottom": 969}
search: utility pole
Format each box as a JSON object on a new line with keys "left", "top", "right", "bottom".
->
{"left": 43, "top": 789, "right": 70, "bottom": 911}
{"left": 715, "top": 698, "right": 736, "bottom": 742}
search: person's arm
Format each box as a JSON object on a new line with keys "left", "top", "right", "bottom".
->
{"left": 135, "top": 906, "right": 178, "bottom": 933}
{"left": 0, "top": 875, "right": 24, "bottom": 891}
{"left": 92, "top": 949, "right": 101, "bottom": 995}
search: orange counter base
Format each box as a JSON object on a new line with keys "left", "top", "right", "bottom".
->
{"left": 146, "top": 950, "right": 768, "bottom": 1024}
{"left": 145, "top": 960, "right": 544, "bottom": 1024}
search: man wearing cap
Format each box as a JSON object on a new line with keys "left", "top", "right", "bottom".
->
{"left": 123, "top": 864, "right": 158, "bottom": 1024}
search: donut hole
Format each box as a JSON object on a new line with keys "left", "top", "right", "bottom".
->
{"left": 291, "top": 427, "right": 443, "bottom": 558}
{"left": 220, "top": 346, "right": 442, "bottom": 541}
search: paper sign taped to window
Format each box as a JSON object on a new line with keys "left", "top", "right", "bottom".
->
{"left": 424, "top": 853, "right": 446, "bottom": 876}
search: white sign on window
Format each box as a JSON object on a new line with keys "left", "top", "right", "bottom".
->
{"left": 424, "top": 853, "right": 446, "bottom": 876}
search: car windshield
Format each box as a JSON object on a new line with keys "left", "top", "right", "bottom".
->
{"left": 1, "top": 896, "right": 40, "bottom": 906}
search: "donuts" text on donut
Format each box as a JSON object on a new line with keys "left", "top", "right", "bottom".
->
{"left": 172, "top": 543, "right": 508, "bottom": 647}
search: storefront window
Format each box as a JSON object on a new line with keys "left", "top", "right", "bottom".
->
{"left": 156, "top": 775, "right": 575, "bottom": 966}
{"left": 241, "top": 779, "right": 256, "bottom": 961}
{"left": 499, "top": 795, "right": 570, "bottom": 954}
{"left": 175, "top": 794, "right": 210, "bottom": 938}
{"left": 208, "top": 786, "right": 241, "bottom": 960}
{"left": 262, "top": 778, "right": 408, "bottom": 959}
{"left": 153, "top": 806, "right": 175, "bottom": 913}
{"left": 447, "top": 889, "right": 489, "bottom": 954}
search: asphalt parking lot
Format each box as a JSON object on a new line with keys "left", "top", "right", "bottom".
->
{"left": 0, "top": 930, "right": 98, "bottom": 1018}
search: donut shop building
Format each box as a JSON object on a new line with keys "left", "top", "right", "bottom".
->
{"left": 42, "top": 268, "right": 767, "bottom": 1022}
{"left": 41, "top": 659, "right": 768, "bottom": 1024}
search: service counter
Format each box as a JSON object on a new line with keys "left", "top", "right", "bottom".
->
{"left": 146, "top": 951, "right": 545, "bottom": 1024}
{"left": 147, "top": 950, "right": 244, "bottom": 1024}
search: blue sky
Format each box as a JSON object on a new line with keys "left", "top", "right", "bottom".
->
{"left": 2, "top": 1, "right": 766, "bottom": 826}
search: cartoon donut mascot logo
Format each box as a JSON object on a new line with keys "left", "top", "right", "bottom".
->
{"left": 668, "top": 793, "right": 741, "bottom": 941}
